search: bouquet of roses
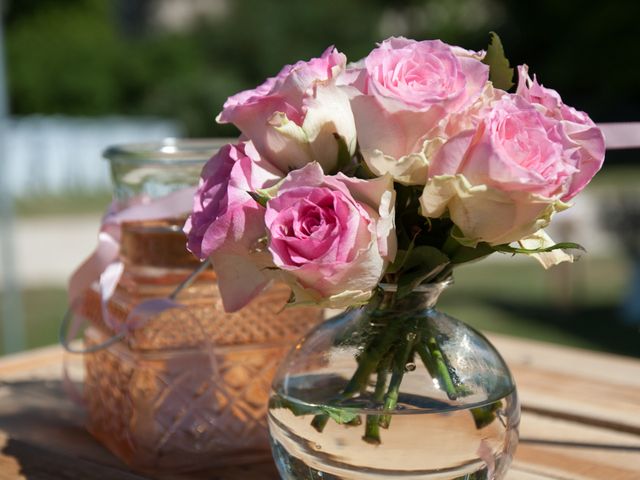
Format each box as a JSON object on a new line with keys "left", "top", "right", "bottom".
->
{"left": 185, "top": 34, "right": 604, "bottom": 442}
{"left": 185, "top": 33, "right": 603, "bottom": 311}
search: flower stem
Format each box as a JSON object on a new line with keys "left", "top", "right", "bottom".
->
{"left": 310, "top": 414, "right": 330, "bottom": 433}
{"left": 363, "top": 369, "right": 388, "bottom": 444}
{"left": 426, "top": 336, "right": 459, "bottom": 399}
{"left": 417, "top": 331, "right": 500, "bottom": 429}
{"left": 310, "top": 290, "right": 400, "bottom": 431}
{"left": 340, "top": 297, "right": 401, "bottom": 398}
{"left": 340, "top": 327, "right": 394, "bottom": 398}
{"left": 380, "top": 323, "right": 417, "bottom": 428}
{"left": 379, "top": 370, "right": 402, "bottom": 429}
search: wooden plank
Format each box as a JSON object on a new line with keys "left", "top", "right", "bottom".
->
{"left": 155, "top": 462, "right": 278, "bottom": 480}
{"left": 0, "top": 342, "right": 84, "bottom": 382}
{"left": 0, "top": 376, "right": 278, "bottom": 479}
{"left": 490, "top": 334, "right": 640, "bottom": 433}
{"left": 3, "top": 373, "right": 636, "bottom": 479}
{"left": 0, "top": 433, "right": 147, "bottom": 480}
{"left": 514, "top": 411, "right": 640, "bottom": 480}
{"left": 1, "top": 340, "right": 640, "bottom": 479}
{"left": 489, "top": 334, "right": 640, "bottom": 387}
{"left": 0, "top": 344, "right": 64, "bottom": 380}
{"left": 506, "top": 471, "right": 566, "bottom": 480}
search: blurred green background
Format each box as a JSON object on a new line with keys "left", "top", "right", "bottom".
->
{"left": 6, "top": 0, "right": 640, "bottom": 136}
{"left": 2, "top": 0, "right": 640, "bottom": 357}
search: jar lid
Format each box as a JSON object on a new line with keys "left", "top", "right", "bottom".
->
{"left": 103, "top": 138, "right": 234, "bottom": 203}
{"left": 103, "top": 138, "right": 232, "bottom": 166}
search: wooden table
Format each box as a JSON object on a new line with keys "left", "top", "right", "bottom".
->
{"left": 0, "top": 334, "right": 638, "bottom": 480}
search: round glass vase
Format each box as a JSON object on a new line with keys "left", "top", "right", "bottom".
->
{"left": 269, "top": 280, "right": 520, "bottom": 480}
{"left": 71, "top": 139, "right": 322, "bottom": 473}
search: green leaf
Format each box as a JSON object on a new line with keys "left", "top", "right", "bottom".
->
{"left": 397, "top": 246, "right": 450, "bottom": 299}
{"left": 311, "top": 414, "right": 330, "bottom": 432}
{"left": 471, "top": 400, "right": 503, "bottom": 429}
{"left": 322, "top": 405, "right": 360, "bottom": 424}
{"left": 332, "top": 133, "right": 353, "bottom": 174}
{"left": 270, "top": 395, "right": 360, "bottom": 425}
{"left": 247, "top": 190, "right": 269, "bottom": 207}
{"left": 450, "top": 242, "right": 495, "bottom": 264}
{"left": 387, "top": 249, "right": 410, "bottom": 275}
{"left": 449, "top": 225, "right": 479, "bottom": 248}
{"left": 493, "top": 242, "right": 585, "bottom": 255}
{"left": 269, "top": 395, "right": 314, "bottom": 415}
{"left": 247, "top": 178, "right": 286, "bottom": 207}
{"left": 386, "top": 233, "right": 419, "bottom": 274}
{"left": 483, "top": 32, "right": 514, "bottom": 90}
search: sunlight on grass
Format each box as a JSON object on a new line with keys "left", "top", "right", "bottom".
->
{"left": 1, "top": 256, "right": 637, "bottom": 358}
{"left": 14, "top": 189, "right": 112, "bottom": 217}
{"left": 0, "top": 287, "right": 67, "bottom": 355}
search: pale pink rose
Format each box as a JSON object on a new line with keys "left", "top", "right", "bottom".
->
{"left": 185, "top": 141, "right": 281, "bottom": 312}
{"left": 346, "top": 37, "right": 489, "bottom": 185}
{"left": 516, "top": 65, "right": 605, "bottom": 200}
{"left": 421, "top": 94, "right": 601, "bottom": 245}
{"left": 217, "top": 47, "right": 356, "bottom": 174}
{"left": 264, "top": 163, "right": 396, "bottom": 308}
{"left": 440, "top": 82, "right": 505, "bottom": 138}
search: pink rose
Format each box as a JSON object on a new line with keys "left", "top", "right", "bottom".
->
{"left": 185, "top": 141, "right": 281, "bottom": 312}
{"left": 217, "top": 47, "right": 356, "bottom": 174}
{"left": 264, "top": 163, "right": 396, "bottom": 307}
{"left": 346, "top": 37, "right": 489, "bottom": 185}
{"left": 421, "top": 94, "right": 603, "bottom": 245}
{"left": 516, "top": 65, "right": 605, "bottom": 200}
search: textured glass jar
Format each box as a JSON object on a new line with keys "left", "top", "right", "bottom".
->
{"left": 269, "top": 280, "right": 520, "bottom": 480}
{"left": 74, "top": 139, "right": 322, "bottom": 472}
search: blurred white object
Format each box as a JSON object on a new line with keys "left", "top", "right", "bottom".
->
{"left": 3, "top": 214, "right": 101, "bottom": 289}
{"left": 5, "top": 116, "right": 179, "bottom": 197}
{"left": 599, "top": 122, "right": 640, "bottom": 150}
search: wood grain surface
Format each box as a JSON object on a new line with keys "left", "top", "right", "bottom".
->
{"left": 0, "top": 336, "right": 638, "bottom": 479}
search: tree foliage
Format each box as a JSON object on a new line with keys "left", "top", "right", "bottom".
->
{"left": 5, "top": 0, "right": 639, "bottom": 137}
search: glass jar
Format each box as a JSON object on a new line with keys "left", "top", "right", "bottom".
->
{"left": 269, "top": 280, "right": 520, "bottom": 480}
{"left": 105, "top": 138, "right": 220, "bottom": 205}
{"left": 72, "top": 139, "right": 322, "bottom": 472}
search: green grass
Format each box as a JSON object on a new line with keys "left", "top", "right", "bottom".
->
{"left": 4, "top": 165, "right": 640, "bottom": 356}
{"left": 14, "top": 189, "right": 112, "bottom": 217}
{"left": 589, "top": 164, "right": 640, "bottom": 190}
{"left": 9, "top": 164, "right": 640, "bottom": 219}
{"left": 0, "top": 287, "right": 68, "bottom": 355}
{"left": 1, "top": 256, "right": 638, "bottom": 358}
{"left": 440, "top": 257, "right": 640, "bottom": 357}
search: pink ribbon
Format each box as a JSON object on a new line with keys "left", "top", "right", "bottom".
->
{"left": 63, "top": 186, "right": 197, "bottom": 358}
{"left": 598, "top": 122, "right": 640, "bottom": 150}
{"left": 62, "top": 186, "right": 202, "bottom": 405}
{"left": 68, "top": 187, "right": 196, "bottom": 308}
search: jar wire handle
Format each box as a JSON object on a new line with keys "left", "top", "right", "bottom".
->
{"left": 59, "top": 259, "right": 211, "bottom": 354}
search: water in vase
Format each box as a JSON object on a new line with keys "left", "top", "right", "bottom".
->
{"left": 269, "top": 375, "right": 519, "bottom": 480}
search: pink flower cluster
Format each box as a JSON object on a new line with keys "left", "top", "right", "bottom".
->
{"left": 186, "top": 37, "right": 605, "bottom": 311}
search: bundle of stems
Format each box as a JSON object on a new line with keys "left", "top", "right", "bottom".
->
{"left": 309, "top": 284, "right": 500, "bottom": 444}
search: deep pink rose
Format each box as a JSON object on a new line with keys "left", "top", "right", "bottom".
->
{"left": 184, "top": 141, "right": 281, "bottom": 311}
{"left": 264, "top": 163, "right": 396, "bottom": 307}
{"left": 421, "top": 94, "right": 602, "bottom": 245}
{"left": 217, "top": 47, "right": 356, "bottom": 174}
{"left": 516, "top": 65, "right": 605, "bottom": 200}
{"left": 346, "top": 37, "right": 489, "bottom": 185}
